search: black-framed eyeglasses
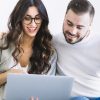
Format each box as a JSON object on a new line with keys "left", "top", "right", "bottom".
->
{"left": 23, "top": 14, "right": 42, "bottom": 25}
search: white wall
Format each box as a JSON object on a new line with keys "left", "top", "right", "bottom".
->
{"left": 0, "top": 0, "right": 100, "bottom": 35}
{"left": 42, "top": 0, "right": 69, "bottom": 34}
{"left": 0, "top": 0, "right": 18, "bottom": 32}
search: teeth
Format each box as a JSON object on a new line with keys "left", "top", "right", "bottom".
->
{"left": 68, "top": 34, "right": 75, "bottom": 38}
{"left": 28, "top": 27, "right": 36, "bottom": 32}
{"left": 29, "top": 28, "right": 34, "bottom": 31}
{"left": 29, "top": 27, "right": 35, "bottom": 29}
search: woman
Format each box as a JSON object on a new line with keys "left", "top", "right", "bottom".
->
{"left": 0, "top": 0, "right": 57, "bottom": 99}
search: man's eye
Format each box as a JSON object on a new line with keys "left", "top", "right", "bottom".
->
{"left": 77, "top": 26, "right": 82, "bottom": 30}
{"left": 67, "top": 22, "right": 73, "bottom": 26}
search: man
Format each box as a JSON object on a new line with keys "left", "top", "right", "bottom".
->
{"left": 53, "top": 0, "right": 100, "bottom": 100}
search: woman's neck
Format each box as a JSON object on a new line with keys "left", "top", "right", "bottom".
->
{"left": 21, "top": 34, "right": 34, "bottom": 48}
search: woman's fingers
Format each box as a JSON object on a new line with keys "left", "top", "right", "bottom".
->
{"left": 36, "top": 97, "right": 39, "bottom": 100}
{"left": 30, "top": 96, "right": 34, "bottom": 100}
{"left": 30, "top": 96, "right": 39, "bottom": 100}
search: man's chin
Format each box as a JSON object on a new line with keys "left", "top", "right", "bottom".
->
{"left": 65, "top": 38, "right": 81, "bottom": 44}
{"left": 67, "top": 40, "right": 77, "bottom": 44}
{"left": 65, "top": 38, "right": 76, "bottom": 44}
{"left": 66, "top": 38, "right": 83, "bottom": 44}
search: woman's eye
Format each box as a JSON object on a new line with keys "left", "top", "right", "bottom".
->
{"left": 24, "top": 17, "right": 31, "bottom": 20}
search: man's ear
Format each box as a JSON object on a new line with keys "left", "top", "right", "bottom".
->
{"left": 86, "top": 26, "right": 91, "bottom": 38}
{"left": 86, "top": 30, "right": 90, "bottom": 38}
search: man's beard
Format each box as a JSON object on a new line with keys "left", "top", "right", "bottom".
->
{"left": 63, "top": 31, "right": 88, "bottom": 44}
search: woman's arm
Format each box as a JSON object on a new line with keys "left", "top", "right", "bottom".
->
{"left": 47, "top": 49, "right": 57, "bottom": 75}
{"left": 0, "top": 32, "right": 27, "bottom": 85}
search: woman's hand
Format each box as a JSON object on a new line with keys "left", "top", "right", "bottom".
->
{"left": 9, "top": 68, "right": 26, "bottom": 74}
{"left": 0, "top": 68, "right": 26, "bottom": 85}
{"left": 30, "top": 97, "right": 39, "bottom": 100}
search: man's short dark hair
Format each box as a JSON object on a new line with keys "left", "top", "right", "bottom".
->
{"left": 66, "top": 0, "right": 95, "bottom": 19}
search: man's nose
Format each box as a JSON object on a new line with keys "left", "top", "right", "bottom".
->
{"left": 70, "top": 26, "right": 77, "bottom": 35}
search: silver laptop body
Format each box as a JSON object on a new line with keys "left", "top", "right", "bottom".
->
{"left": 5, "top": 74, "right": 73, "bottom": 100}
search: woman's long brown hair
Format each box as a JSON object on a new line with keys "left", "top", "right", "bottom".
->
{"left": 1, "top": 0, "right": 54, "bottom": 74}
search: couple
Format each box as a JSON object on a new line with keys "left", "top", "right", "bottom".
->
{"left": 0, "top": 0, "right": 100, "bottom": 100}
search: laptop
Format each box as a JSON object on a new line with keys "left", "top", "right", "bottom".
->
{"left": 5, "top": 74, "right": 74, "bottom": 100}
